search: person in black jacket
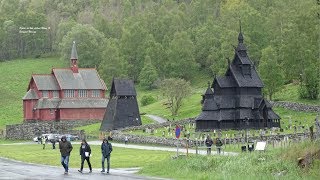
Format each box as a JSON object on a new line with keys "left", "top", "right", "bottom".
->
{"left": 216, "top": 138, "right": 223, "bottom": 154}
{"left": 78, "top": 139, "right": 92, "bottom": 173}
{"left": 101, "top": 138, "right": 113, "bottom": 173}
{"left": 205, "top": 134, "right": 213, "bottom": 155}
{"left": 59, "top": 136, "right": 73, "bottom": 174}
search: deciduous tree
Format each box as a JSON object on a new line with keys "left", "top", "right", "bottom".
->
{"left": 160, "top": 78, "right": 192, "bottom": 116}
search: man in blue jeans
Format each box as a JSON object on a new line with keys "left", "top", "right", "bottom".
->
{"left": 101, "top": 138, "right": 113, "bottom": 173}
{"left": 59, "top": 136, "right": 73, "bottom": 174}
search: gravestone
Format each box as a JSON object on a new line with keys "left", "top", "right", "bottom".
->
{"left": 315, "top": 116, "right": 320, "bottom": 139}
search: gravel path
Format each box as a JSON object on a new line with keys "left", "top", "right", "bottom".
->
{"left": 145, "top": 115, "right": 167, "bottom": 123}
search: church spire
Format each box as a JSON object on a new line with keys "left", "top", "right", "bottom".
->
{"left": 71, "top": 41, "right": 78, "bottom": 59}
{"left": 70, "top": 41, "right": 78, "bottom": 73}
{"left": 238, "top": 20, "right": 244, "bottom": 43}
{"left": 236, "top": 20, "right": 247, "bottom": 53}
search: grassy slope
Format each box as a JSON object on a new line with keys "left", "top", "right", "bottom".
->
{"left": 273, "top": 83, "right": 320, "bottom": 105}
{"left": 140, "top": 141, "right": 320, "bottom": 180}
{"left": 0, "top": 58, "right": 318, "bottom": 134}
{"left": 0, "top": 58, "right": 65, "bottom": 128}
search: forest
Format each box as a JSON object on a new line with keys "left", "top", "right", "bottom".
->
{"left": 0, "top": 0, "right": 318, "bottom": 100}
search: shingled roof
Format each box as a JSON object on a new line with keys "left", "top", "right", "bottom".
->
{"left": 35, "top": 98, "right": 60, "bottom": 109}
{"left": 53, "top": 68, "right": 106, "bottom": 90}
{"left": 215, "top": 76, "right": 237, "bottom": 88}
{"left": 229, "top": 64, "right": 263, "bottom": 87}
{"left": 59, "top": 99, "right": 108, "bottom": 108}
{"left": 110, "top": 78, "right": 136, "bottom": 97}
{"left": 23, "top": 89, "right": 39, "bottom": 100}
{"left": 31, "top": 75, "right": 60, "bottom": 90}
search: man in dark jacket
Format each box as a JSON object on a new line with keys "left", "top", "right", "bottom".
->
{"left": 59, "top": 136, "right": 73, "bottom": 174}
{"left": 101, "top": 138, "right": 112, "bottom": 173}
{"left": 205, "top": 134, "right": 213, "bottom": 155}
{"left": 216, "top": 138, "right": 223, "bottom": 154}
{"left": 78, "top": 139, "right": 92, "bottom": 173}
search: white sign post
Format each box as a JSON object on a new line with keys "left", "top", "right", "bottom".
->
{"left": 255, "top": 141, "right": 267, "bottom": 151}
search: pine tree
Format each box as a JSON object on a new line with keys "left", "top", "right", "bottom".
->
{"left": 139, "top": 56, "right": 158, "bottom": 90}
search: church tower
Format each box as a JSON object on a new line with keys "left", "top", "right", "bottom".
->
{"left": 70, "top": 41, "right": 78, "bottom": 73}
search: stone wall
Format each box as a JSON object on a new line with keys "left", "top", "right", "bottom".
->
{"left": 5, "top": 120, "right": 99, "bottom": 140}
{"left": 111, "top": 130, "right": 310, "bottom": 148}
{"left": 271, "top": 101, "right": 320, "bottom": 112}
{"left": 119, "top": 118, "right": 195, "bottom": 131}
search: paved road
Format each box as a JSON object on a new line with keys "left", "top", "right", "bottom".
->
{"left": 145, "top": 115, "right": 167, "bottom": 123}
{"left": 0, "top": 157, "right": 157, "bottom": 180}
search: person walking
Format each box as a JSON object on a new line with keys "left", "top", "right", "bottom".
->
{"left": 41, "top": 136, "right": 46, "bottom": 150}
{"left": 78, "top": 139, "right": 92, "bottom": 173}
{"left": 216, "top": 138, "right": 223, "bottom": 154}
{"left": 124, "top": 136, "right": 128, "bottom": 145}
{"left": 205, "top": 134, "right": 213, "bottom": 155}
{"left": 50, "top": 138, "right": 56, "bottom": 149}
{"left": 59, "top": 136, "right": 73, "bottom": 174}
{"left": 101, "top": 138, "right": 113, "bottom": 173}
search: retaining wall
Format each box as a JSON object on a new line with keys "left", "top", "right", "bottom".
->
{"left": 5, "top": 120, "right": 99, "bottom": 140}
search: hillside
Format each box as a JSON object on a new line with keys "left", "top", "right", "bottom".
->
{"left": 0, "top": 58, "right": 65, "bottom": 128}
{"left": 0, "top": 58, "right": 318, "bottom": 131}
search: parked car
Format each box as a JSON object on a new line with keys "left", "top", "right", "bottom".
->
{"left": 58, "top": 134, "right": 79, "bottom": 141}
{"left": 33, "top": 133, "right": 60, "bottom": 142}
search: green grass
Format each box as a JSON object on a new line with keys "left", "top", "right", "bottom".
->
{"left": 274, "top": 107, "right": 318, "bottom": 131}
{"left": 273, "top": 83, "right": 320, "bottom": 105}
{"left": 140, "top": 140, "right": 320, "bottom": 180}
{"left": 139, "top": 89, "right": 203, "bottom": 120}
{"left": 0, "top": 57, "right": 65, "bottom": 129}
{"left": 0, "top": 143, "right": 172, "bottom": 168}
{"left": 0, "top": 139, "right": 28, "bottom": 144}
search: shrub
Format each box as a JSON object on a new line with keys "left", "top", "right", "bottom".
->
{"left": 141, "top": 95, "right": 156, "bottom": 106}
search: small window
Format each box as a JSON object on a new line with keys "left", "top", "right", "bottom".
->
{"left": 42, "top": 90, "right": 48, "bottom": 98}
{"left": 53, "top": 91, "right": 59, "bottom": 98}
{"left": 92, "top": 90, "right": 100, "bottom": 98}
{"left": 79, "top": 90, "right": 88, "bottom": 98}
{"left": 64, "top": 90, "right": 75, "bottom": 98}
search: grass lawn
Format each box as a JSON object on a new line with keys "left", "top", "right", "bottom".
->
{"left": 0, "top": 57, "right": 65, "bottom": 129}
{"left": 273, "top": 83, "right": 320, "bottom": 105}
{"left": 0, "top": 143, "right": 173, "bottom": 168}
{"left": 0, "top": 139, "right": 28, "bottom": 144}
{"left": 139, "top": 90, "right": 202, "bottom": 120}
{"left": 140, "top": 140, "right": 320, "bottom": 180}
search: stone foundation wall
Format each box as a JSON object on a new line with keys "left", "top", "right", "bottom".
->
{"left": 119, "top": 118, "right": 195, "bottom": 131}
{"left": 6, "top": 120, "right": 99, "bottom": 140}
{"left": 111, "top": 130, "right": 310, "bottom": 148}
{"left": 271, "top": 101, "right": 320, "bottom": 112}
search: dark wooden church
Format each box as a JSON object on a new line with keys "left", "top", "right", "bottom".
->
{"left": 196, "top": 30, "right": 281, "bottom": 131}
{"left": 100, "top": 78, "right": 142, "bottom": 131}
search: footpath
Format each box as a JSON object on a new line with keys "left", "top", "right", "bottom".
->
{"left": 85, "top": 141, "right": 239, "bottom": 156}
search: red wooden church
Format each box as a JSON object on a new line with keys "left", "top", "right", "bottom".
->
{"left": 22, "top": 42, "right": 108, "bottom": 121}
